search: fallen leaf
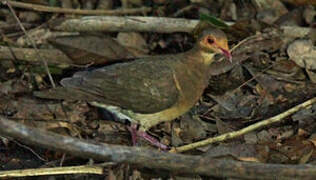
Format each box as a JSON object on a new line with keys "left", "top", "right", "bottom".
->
{"left": 287, "top": 39, "right": 316, "bottom": 70}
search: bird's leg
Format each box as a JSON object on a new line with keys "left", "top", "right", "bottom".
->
{"left": 127, "top": 123, "right": 169, "bottom": 150}
{"left": 137, "top": 130, "right": 169, "bottom": 150}
{"left": 93, "top": 104, "right": 169, "bottom": 150}
{"left": 127, "top": 124, "right": 138, "bottom": 145}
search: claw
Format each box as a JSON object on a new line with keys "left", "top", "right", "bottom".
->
{"left": 128, "top": 124, "right": 169, "bottom": 150}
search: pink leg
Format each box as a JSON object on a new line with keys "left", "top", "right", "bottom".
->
{"left": 127, "top": 124, "right": 138, "bottom": 146}
{"left": 127, "top": 124, "right": 169, "bottom": 150}
{"left": 137, "top": 130, "right": 169, "bottom": 150}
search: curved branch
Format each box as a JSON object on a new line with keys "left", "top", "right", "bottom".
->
{"left": 0, "top": 116, "right": 316, "bottom": 179}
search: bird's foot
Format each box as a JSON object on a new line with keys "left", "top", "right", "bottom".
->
{"left": 127, "top": 124, "right": 169, "bottom": 150}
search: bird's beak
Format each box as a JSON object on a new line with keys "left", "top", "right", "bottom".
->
{"left": 219, "top": 47, "right": 232, "bottom": 63}
{"left": 214, "top": 40, "right": 232, "bottom": 63}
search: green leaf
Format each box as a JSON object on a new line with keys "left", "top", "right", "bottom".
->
{"left": 199, "top": 14, "right": 229, "bottom": 29}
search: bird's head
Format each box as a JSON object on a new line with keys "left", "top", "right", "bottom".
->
{"left": 197, "top": 29, "right": 232, "bottom": 63}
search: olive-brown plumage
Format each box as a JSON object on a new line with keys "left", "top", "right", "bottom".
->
{"left": 35, "top": 29, "right": 231, "bottom": 148}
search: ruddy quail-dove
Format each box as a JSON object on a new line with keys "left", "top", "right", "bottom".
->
{"left": 35, "top": 28, "right": 232, "bottom": 149}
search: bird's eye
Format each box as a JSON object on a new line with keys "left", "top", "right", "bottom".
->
{"left": 207, "top": 37, "right": 214, "bottom": 44}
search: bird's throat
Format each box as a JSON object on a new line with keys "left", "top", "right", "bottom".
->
{"left": 199, "top": 50, "right": 215, "bottom": 65}
{"left": 185, "top": 47, "right": 215, "bottom": 66}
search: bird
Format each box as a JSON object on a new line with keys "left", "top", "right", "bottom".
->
{"left": 35, "top": 28, "right": 232, "bottom": 149}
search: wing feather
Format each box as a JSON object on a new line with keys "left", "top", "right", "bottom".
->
{"left": 61, "top": 59, "right": 179, "bottom": 113}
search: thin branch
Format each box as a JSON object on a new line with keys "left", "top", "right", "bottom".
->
{"left": 0, "top": 164, "right": 112, "bottom": 177}
{"left": 4, "top": 1, "right": 56, "bottom": 88}
{"left": 13, "top": 140, "right": 47, "bottom": 161}
{"left": 171, "top": 97, "right": 316, "bottom": 153}
{"left": 3, "top": 1, "right": 151, "bottom": 15}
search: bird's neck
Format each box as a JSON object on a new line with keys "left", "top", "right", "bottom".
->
{"left": 184, "top": 46, "right": 215, "bottom": 66}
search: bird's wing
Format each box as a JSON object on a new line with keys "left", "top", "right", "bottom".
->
{"left": 61, "top": 58, "right": 180, "bottom": 114}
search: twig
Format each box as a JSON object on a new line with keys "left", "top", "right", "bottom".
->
{"left": 234, "top": 63, "right": 276, "bottom": 90}
{"left": 230, "top": 34, "right": 260, "bottom": 52}
{"left": 0, "top": 164, "right": 113, "bottom": 177}
{"left": 171, "top": 97, "right": 316, "bottom": 153}
{"left": 4, "top": 1, "right": 56, "bottom": 88}
{"left": 1, "top": 116, "right": 316, "bottom": 179}
{"left": 172, "top": 5, "right": 197, "bottom": 17}
{"left": 208, "top": 33, "right": 280, "bottom": 75}
{"left": 13, "top": 140, "right": 47, "bottom": 162}
{"left": 215, "top": 34, "right": 260, "bottom": 62}
{"left": 3, "top": 1, "right": 151, "bottom": 15}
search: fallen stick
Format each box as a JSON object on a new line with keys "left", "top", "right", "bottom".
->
{"left": 0, "top": 46, "right": 72, "bottom": 65}
{"left": 171, "top": 97, "right": 316, "bottom": 153}
{"left": 1, "top": 115, "right": 316, "bottom": 179}
{"left": 0, "top": 164, "right": 108, "bottom": 178}
{"left": 50, "top": 16, "right": 310, "bottom": 38}
{"left": 51, "top": 16, "right": 202, "bottom": 33}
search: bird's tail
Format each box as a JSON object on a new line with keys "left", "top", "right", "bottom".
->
{"left": 34, "top": 87, "right": 100, "bottom": 101}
